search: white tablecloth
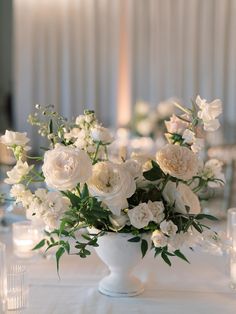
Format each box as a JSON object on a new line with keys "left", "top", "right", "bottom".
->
{"left": 2, "top": 224, "right": 236, "bottom": 314}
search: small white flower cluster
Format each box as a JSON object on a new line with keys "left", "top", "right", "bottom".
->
{"left": 0, "top": 130, "right": 31, "bottom": 159}
{"left": 198, "top": 159, "right": 225, "bottom": 188}
{"left": 64, "top": 111, "right": 113, "bottom": 156}
{"left": 10, "top": 184, "right": 70, "bottom": 230}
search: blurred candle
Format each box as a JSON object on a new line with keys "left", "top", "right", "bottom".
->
{"left": 0, "top": 243, "right": 7, "bottom": 313}
{"left": 227, "top": 208, "right": 236, "bottom": 250}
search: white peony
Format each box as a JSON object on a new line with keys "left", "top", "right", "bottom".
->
{"left": 90, "top": 125, "right": 113, "bottom": 144}
{"left": 156, "top": 144, "right": 198, "bottom": 181}
{"left": 42, "top": 145, "right": 92, "bottom": 191}
{"left": 151, "top": 230, "right": 168, "bottom": 248}
{"left": 163, "top": 181, "right": 201, "bottom": 214}
{"left": 88, "top": 161, "right": 136, "bottom": 215}
{"left": 109, "top": 213, "right": 129, "bottom": 231}
{"left": 5, "top": 160, "right": 33, "bottom": 184}
{"left": 0, "top": 130, "right": 30, "bottom": 150}
{"left": 147, "top": 200, "right": 165, "bottom": 224}
{"left": 196, "top": 95, "right": 222, "bottom": 131}
{"left": 160, "top": 220, "right": 178, "bottom": 236}
{"left": 127, "top": 203, "right": 153, "bottom": 229}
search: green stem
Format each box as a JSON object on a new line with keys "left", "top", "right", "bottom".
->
{"left": 92, "top": 141, "right": 101, "bottom": 164}
{"left": 172, "top": 102, "right": 192, "bottom": 115}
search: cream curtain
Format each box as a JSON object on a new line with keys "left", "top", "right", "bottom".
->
{"left": 13, "top": 0, "right": 120, "bottom": 147}
{"left": 130, "top": 0, "right": 236, "bottom": 138}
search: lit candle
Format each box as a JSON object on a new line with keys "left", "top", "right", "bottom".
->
{"left": 12, "top": 221, "right": 43, "bottom": 258}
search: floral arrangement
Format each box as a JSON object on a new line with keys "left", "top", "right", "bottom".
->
{"left": 0, "top": 96, "right": 225, "bottom": 269}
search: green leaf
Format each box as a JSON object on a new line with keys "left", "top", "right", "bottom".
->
{"left": 141, "top": 239, "right": 148, "bottom": 258}
{"left": 161, "top": 252, "right": 172, "bottom": 266}
{"left": 195, "top": 214, "right": 218, "bottom": 221}
{"left": 81, "top": 183, "right": 89, "bottom": 198}
{"left": 32, "top": 239, "right": 45, "bottom": 251}
{"left": 128, "top": 236, "right": 141, "bottom": 242}
{"left": 192, "top": 221, "right": 203, "bottom": 233}
{"left": 56, "top": 247, "right": 65, "bottom": 274}
{"left": 143, "top": 163, "right": 164, "bottom": 181}
{"left": 174, "top": 250, "right": 190, "bottom": 264}
{"left": 154, "top": 247, "right": 162, "bottom": 257}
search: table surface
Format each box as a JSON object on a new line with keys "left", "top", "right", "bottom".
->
{"left": 1, "top": 221, "right": 236, "bottom": 314}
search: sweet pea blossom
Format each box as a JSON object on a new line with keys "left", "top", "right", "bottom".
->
{"left": 5, "top": 160, "right": 33, "bottom": 184}
{"left": 196, "top": 95, "right": 222, "bottom": 131}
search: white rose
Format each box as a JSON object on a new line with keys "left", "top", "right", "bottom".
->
{"left": 5, "top": 160, "right": 33, "bottom": 184}
{"left": 109, "top": 213, "right": 129, "bottom": 231}
{"left": 0, "top": 130, "right": 30, "bottom": 149}
{"left": 160, "top": 220, "right": 178, "bottom": 236}
{"left": 128, "top": 203, "right": 153, "bottom": 229}
{"left": 90, "top": 125, "right": 113, "bottom": 144}
{"left": 123, "top": 159, "right": 143, "bottom": 179}
{"left": 88, "top": 161, "right": 136, "bottom": 215}
{"left": 42, "top": 145, "right": 92, "bottom": 191}
{"left": 151, "top": 230, "right": 168, "bottom": 248}
{"left": 136, "top": 119, "right": 154, "bottom": 136}
{"left": 163, "top": 181, "right": 201, "bottom": 214}
{"left": 196, "top": 95, "right": 222, "bottom": 131}
{"left": 147, "top": 200, "right": 165, "bottom": 224}
{"left": 156, "top": 144, "right": 198, "bottom": 181}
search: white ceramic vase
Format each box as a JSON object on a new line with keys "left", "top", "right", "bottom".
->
{"left": 89, "top": 227, "right": 149, "bottom": 297}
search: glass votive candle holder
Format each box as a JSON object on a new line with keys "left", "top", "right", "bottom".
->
{"left": 12, "top": 220, "right": 43, "bottom": 258}
{"left": 7, "top": 264, "right": 28, "bottom": 311}
{"left": 0, "top": 242, "right": 7, "bottom": 313}
{"left": 227, "top": 208, "right": 236, "bottom": 250}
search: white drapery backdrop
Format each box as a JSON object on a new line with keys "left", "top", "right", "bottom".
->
{"left": 13, "top": 0, "right": 120, "bottom": 146}
{"left": 14, "top": 0, "right": 236, "bottom": 142}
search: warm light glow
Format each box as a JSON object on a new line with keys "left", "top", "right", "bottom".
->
{"left": 117, "top": 1, "right": 131, "bottom": 127}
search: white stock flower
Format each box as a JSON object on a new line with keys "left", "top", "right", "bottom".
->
{"left": 64, "top": 127, "right": 82, "bottom": 141}
{"left": 196, "top": 95, "right": 222, "bottom": 131}
{"left": 88, "top": 161, "right": 136, "bottom": 215}
{"left": 109, "top": 213, "right": 129, "bottom": 231}
{"left": 127, "top": 203, "right": 153, "bottom": 229}
{"left": 0, "top": 130, "right": 30, "bottom": 149}
{"left": 10, "top": 184, "right": 33, "bottom": 207}
{"left": 160, "top": 220, "right": 178, "bottom": 236}
{"left": 151, "top": 230, "right": 168, "bottom": 248}
{"left": 163, "top": 181, "right": 201, "bottom": 215}
{"left": 123, "top": 159, "right": 143, "bottom": 179}
{"left": 147, "top": 201, "right": 165, "bottom": 224}
{"left": 5, "top": 160, "right": 33, "bottom": 184}
{"left": 42, "top": 145, "right": 92, "bottom": 191}
{"left": 156, "top": 144, "right": 198, "bottom": 181}
{"left": 201, "top": 159, "right": 225, "bottom": 188}
{"left": 90, "top": 125, "right": 113, "bottom": 144}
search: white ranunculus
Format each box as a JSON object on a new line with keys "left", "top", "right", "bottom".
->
{"left": 163, "top": 181, "right": 201, "bottom": 215}
{"left": 90, "top": 125, "right": 113, "bottom": 144}
{"left": 123, "top": 159, "right": 143, "bottom": 179}
{"left": 147, "top": 200, "right": 165, "bottom": 224}
{"left": 0, "top": 130, "right": 30, "bottom": 149}
{"left": 156, "top": 144, "right": 198, "bottom": 181}
{"left": 160, "top": 220, "right": 178, "bottom": 236}
{"left": 5, "top": 160, "right": 33, "bottom": 184}
{"left": 42, "top": 145, "right": 92, "bottom": 191}
{"left": 151, "top": 230, "right": 168, "bottom": 248}
{"left": 127, "top": 203, "right": 153, "bottom": 229}
{"left": 196, "top": 95, "right": 222, "bottom": 131}
{"left": 88, "top": 161, "right": 136, "bottom": 215}
{"left": 109, "top": 213, "right": 129, "bottom": 231}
